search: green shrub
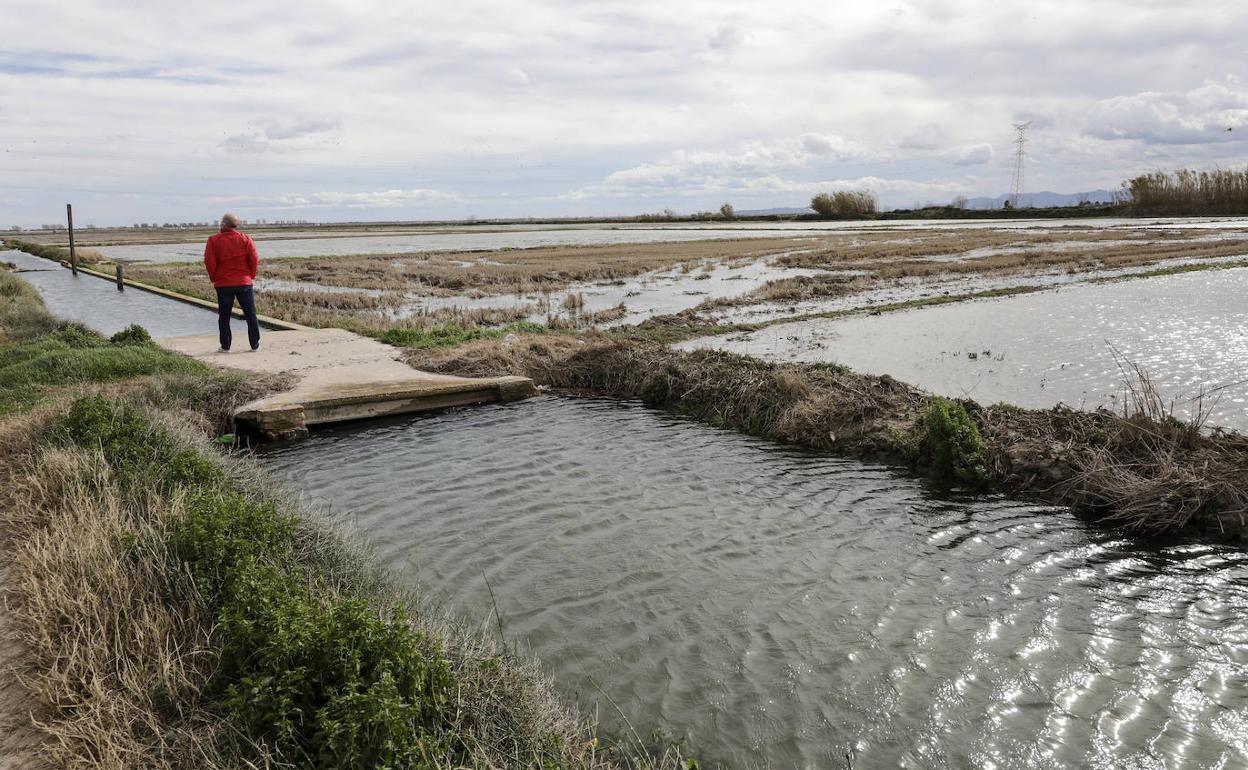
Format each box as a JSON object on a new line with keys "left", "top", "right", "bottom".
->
{"left": 169, "top": 491, "right": 294, "bottom": 598}
{"left": 902, "top": 397, "right": 991, "bottom": 488}
{"left": 217, "top": 566, "right": 453, "bottom": 768}
{"left": 53, "top": 395, "right": 460, "bottom": 767}
{"left": 109, "top": 323, "right": 153, "bottom": 345}
{"left": 52, "top": 323, "right": 106, "bottom": 348}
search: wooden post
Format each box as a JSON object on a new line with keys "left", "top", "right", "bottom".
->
{"left": 66, "top": 203, "right": 77, "bottom": 276}
{"left": 116, "top": 263, "right": 125, "bottom": 291}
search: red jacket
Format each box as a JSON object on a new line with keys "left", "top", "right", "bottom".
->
{"left": 204, "top": 229, "right": 259, "bottom": 288}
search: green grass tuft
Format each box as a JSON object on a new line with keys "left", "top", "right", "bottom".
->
{"left": 0, "top": 324, "right": 203, "bottom": 414}
{"left": 375, "top": 320, "right": 546, "bottom": 349}
{"left": 109, "top": 323, "right": 154, "bottom": 345}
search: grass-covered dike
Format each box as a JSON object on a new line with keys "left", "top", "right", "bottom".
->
{"left": 0, "top": 267, "right": 693, "bottom": 768}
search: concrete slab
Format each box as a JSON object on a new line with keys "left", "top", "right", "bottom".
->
{"left": 159, "top": 328, "right": 536, "bottom": 438}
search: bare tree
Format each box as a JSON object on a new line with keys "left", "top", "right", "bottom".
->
{"left": 719, "top": 202, "right": 735, "bottom": 220}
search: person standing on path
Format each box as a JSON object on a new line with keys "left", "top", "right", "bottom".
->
{"left": 204, "top": 212, "right": 261, "bottom": 352}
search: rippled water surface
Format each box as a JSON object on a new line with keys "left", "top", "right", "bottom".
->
{"left": 259, "top": 398, "right": 1248, "bottom": 769}
{"left": 683, "top": 268, "right": 1248, "bottom": 431}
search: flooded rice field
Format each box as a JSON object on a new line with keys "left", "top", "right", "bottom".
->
{"left": 258, "top": 397, "right": 1248, "bottom": 769}
{"left": 701, "top": 253, "right": 1248, "bottom": 327}
{"left": 87, "top": 216, "right": 1248, "bottom": 263}
{"left": 95, "top": 227, "right": 808, "bottom": 263}
{"left": 2, "top": 249, "right": 224, "bottom": 338}
{"left": 394, "top": 254, "right": 823, "bottom": 327}
{"left": 682, "top": 267, "right": 1248, "bottom": 431}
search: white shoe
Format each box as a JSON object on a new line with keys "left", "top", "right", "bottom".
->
{"left": 217, "top": 347, "right": 230, "bottom": 353}
{"left": 249, "top": 345, "right": 260, "bottom": 352}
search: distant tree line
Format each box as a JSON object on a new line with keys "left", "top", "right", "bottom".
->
{"left": 1123, "top": 168, "right": 1248, "bottom": 215}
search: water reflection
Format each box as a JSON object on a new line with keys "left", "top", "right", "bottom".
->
{"left": 683, "top": 268, "right": 1248, "bottom": 432}
{"left": 259, "top": 397, "right": 1248, "bottom": 769}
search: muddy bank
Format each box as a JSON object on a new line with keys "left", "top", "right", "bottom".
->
{"left": 407, "top": 335, "right": 1248, "bottom": 541}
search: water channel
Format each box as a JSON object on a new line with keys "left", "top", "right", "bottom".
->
{"left": 259, "top": 398, "right": 1248, "bottom": 769}
{"left": 9, "top": 252, "right": 1248, "bottom": 768}
{"left": 4, "top": 248, "right": 267, "bottom": 338}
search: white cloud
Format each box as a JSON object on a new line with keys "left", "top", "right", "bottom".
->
{"left": 597, "top": 134, "right": 872, "bottom": 190}
{"left": 222, "top": 118, "right": 341, "bottom": 154}
{"left": 1084, "top": 81, "right": 1248, "bottom": 144}
{"left": 503, "top": 66, "right": 531, "bottom": 86}
{"left": 215, "top": 189, "right": 461, "bottom": 209}
{"left": 261, "top": 118, "right": 341, "bottom": 141}
{"left": 566, "top": 134, "right": 963, "bottom": 207}
{"left": 708, "top": 23, "right": 747, "bottom": 51}
{"left": 949, "top": 143, "right": 993, "bottom": 166}
{"left": 3, "top": 0, "right": 1248, "bottom": 224}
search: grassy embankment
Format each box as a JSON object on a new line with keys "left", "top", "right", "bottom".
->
{"left": 0, "top": 267, "right": 691, "bottom": 769}
{"left": 5, "top": 238, "right": 107, "bottom": 265}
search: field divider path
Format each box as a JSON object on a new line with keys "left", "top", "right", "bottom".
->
{"left": 159, "top": 328, "right": 537, "bottom": 438}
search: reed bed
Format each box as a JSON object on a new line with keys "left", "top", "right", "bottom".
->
{"left": 1126, "top": 167, "right": 1248, "bottom": 215}
{"left": 810, "top": 191, "right": 879, "bottom": 217}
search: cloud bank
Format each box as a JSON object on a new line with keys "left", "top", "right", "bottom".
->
{"left": 2, "top": 0, "right": 1246, "bottom": 224}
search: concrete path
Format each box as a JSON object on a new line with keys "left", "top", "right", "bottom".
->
{"left": 159, "top": 328, "right": 536, "bottom": 438}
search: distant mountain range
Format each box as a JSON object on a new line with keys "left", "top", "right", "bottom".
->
{"left": 736, "top": 207, "right": 812, "bottom": 216}
{"left": 962, "top": 190, "right": 1119, "bottom": 209}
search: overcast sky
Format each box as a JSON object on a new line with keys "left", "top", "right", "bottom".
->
{"left": 2, "top": 0, "right": 1246, "bottom": 226}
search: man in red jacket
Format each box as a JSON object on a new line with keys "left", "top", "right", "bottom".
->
{"left": 203, "top": 212, "right": 261, "bottom": 352}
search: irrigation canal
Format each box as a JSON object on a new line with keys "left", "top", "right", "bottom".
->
{"left": 9, "top": 249, "right": 1248, "bottom": 768}
{"left": 4, "top": 248, "right": 236, "bottom": 338}
{"left": 260, "top": 398, "right": 1248, "bottom": 768}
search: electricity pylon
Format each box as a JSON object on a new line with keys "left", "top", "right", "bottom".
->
{"left": 1008, "top": 121, "right": 1032, "bottom": 209}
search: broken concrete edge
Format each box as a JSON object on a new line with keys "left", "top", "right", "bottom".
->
{"left": 63, "top": 262, "right": 308, "bottom": 332}
{"left": 234, "top": 377, "right": 538, "bottom": 439}
{"left": 247, "top": 376, "right": 537, "bottom": 410}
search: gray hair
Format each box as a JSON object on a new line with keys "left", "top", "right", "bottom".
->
{"left": 220, "top": 212, "right": 240, "bottom": 229}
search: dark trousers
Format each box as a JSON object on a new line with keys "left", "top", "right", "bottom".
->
{"left": 215, "top": 285, "right": 261, "bottom": 350}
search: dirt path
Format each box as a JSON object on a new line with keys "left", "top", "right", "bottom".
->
{"left": 0, "top": 568, "right": 48, "bottom": 770}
